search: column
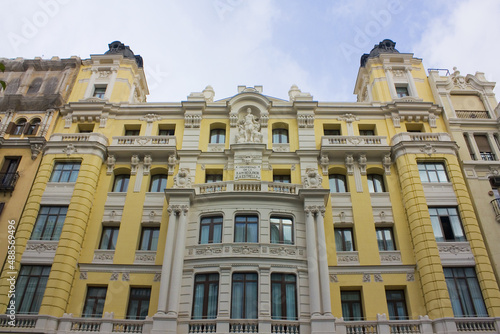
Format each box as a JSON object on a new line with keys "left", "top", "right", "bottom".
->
{"left": 315, "top": 207, "right": 332, "bottom": 316}
{"left": 157, "top": 206, "right": 178, "bottom": 313}
{"left": 305, "top": 206, "right": 321, "bottom": 316}
{"left": 167, "top": 205, "right": 189, "bottom": 315}
{"left": 384, "top": 67, "right": 396, "bottom": 99}
{"left": 405, "top": 68, "right": 418, "bottom": 98}
{"left": 487, "top": 133, "right": 500, "bottom": 161}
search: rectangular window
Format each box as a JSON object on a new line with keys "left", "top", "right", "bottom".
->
{"left": 200, "top": 216, "right": 223, "bottom": 244}
{"left": 125, "top": 128, "right": 140, "bottom": 136}
{"left": 83, "top": 287, "right": 107, "bottom": 317}
{"left": 273, "top": 174, "right": 291, "bottom": 183}
{"left": 367, "top": 174, "right": 385, "bottom": 193}
{"left": 429, "top": 207, "right": 466, "bottom": 242}
{"left": 158, "top": 128, "right": 175, "bottom": 136}
{"left": 341, "top": 291, "right": 363, "bottom": 321}
{"left": 210, "top": 129, "right": 225, "bottom": 144}
{"left": 15, "top": 265, "right": 51, "bottom": 314}
{"left": 234, "top": 215, "right": 258, "bottom": 243}
{"left": 192, "top": 273, "right": 219, "bottom": 319}
{"left": 1, "top": 157, "right": 20, "bottom": 190}
{"left": 335, "top": 228, "right": 354, "bottom": 251}
{"left": 386, "top": 290, "right": 408, "bottom": 320}
{"left": 93, "top": 85, "right": 107, "bottom": 99}
{"left": 50, "top": 162, "right": 81, "bottom": 182}
{"left": 444, "top": 267, "right": 488, "bottom": 317}
{"left": 113, "top": 174, "right": 130, "bottom": 192}
{"left": 140, "top": 227, "right": 159, "bottom": 251}
{"left": 329, "top": 174, "right": 347, "bottom": 193}
{"left": 149, "top": 174, "right": 167, "bottom": 192}
{"left": 359, "top": 129, "right": 375, "bottom": 136}
{"left": 396, "top": 86, "right": 409, "bottom": 98}
{"left": 100, "top": 227, "right": 119, "bottom": 250}
{"left": 206, "top": 173, "right": 223, "bottom": 183}
{"left": 376, "top": 227, "right": 395, "bottom": 251}
{"left": 31, "top": 206, "right": 68, "bottom": 240}
{"left": 127, "top": 288, "right": 151, "bottom": 320}
{"left": 270, "top": 216, "right": 293, "bottom": 245}
{"left": 418, "top": 162, "right": 449, "bottom": 183}
{"left": 271, "top": 273, "right": 297, "bottom": 320}
{"left": 475, "top": 135, "right": 496, "bottom": 161}
{"left": 231, "top": 273, "right": 258, "bottom": 319}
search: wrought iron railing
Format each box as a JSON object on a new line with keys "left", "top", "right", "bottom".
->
{"left": 0, "top": 171, "right": 19, "bottom": 191}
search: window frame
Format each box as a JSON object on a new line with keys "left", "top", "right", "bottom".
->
{"left": 444, "top": 267, "right": 488, "bottom": 317}
{"left": 200, "top": 216, "right": 223, "bottom": 244}
{"left": 93, "top": 85, "right": 107, "bottom": 99}
{"left": 205, "top": 173, "right": 223, "bottom": 183}
{"left": 270, "top": 216, "right": 293, "bottom": 245}
{"left": 192, "top": 273, "right": 219, "bottom": 320}
{"left": 273, "top": 174, "right": 291, "bottom": 183}
{"left": 367, "top": 174, "right": 385, "bottom": 193}
{"left": 113, "top": 174, "right": 130, "bottom": 192}
{"left": 99, "top": 226, "right": 119, "bottom": 250}
{"left": 341, "top": 290, "right": 363, "bottom": 321}
{"left": 329, "top": 174, "right": 347, "bottom": 193}
{"left": 386, "top": 290, "right": 408, "bottom": 320}
{"left": 31, "top": 206, "right": 68, "bottom": 241}
{"left": 209, "top": 128, "right": 226, "bottom": 144}
{"left": 126, "top": 288, "right": 151, "bottom": 320}
{"left": 418, "top": 162, "right": 449, "bottom": 183}
{"left": 12, "top": 118, "right": 27, "bottom": 135}
{"left": 272, "top": 128, "right": 289, "bottom": 144}
{"left": 429, "top": 207, "right": 466, "bottom": 242}
{"left": 50, "top": 162, "right": 81, "bottom": 183}
{"left": 149, "top": 174, "right": 168, "bottom": 192}
{"left": 396, "top": 85, "right": 409, "bottom": 98}
{"left": 335, "top": 228, "right": 355, "bottom": 252}
{"left": 271, "top": 273, "right": 297, "bottom": 320}
{"left": 139, "top": 227, "right": 160, "bottom": 251}
{"left": 83, "top": 286, "right": 107, "bottom": 318}
{"left": 158, "top": 128, "right": 175, "bottom": 136}
{"left": 25, "top": 118, "right": 41, "bottom": 135}
{"left": 231, "top": 273, "right": 258, "bottom": 319}
{"left": 234, "top": 215, "right": 259, "bottom": 243}
{"left": 15, "top": 265, "right": 51, "bottom": 314}
{"left": 376, "top": 227, "right": 396, "bottom": 251}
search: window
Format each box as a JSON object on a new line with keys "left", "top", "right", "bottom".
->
{"left": 192, "top": 274, "right": 219, "bottom": 319}
{"left": 231, "top": 273, "right": 258, "bottom": 319}
{"left": 376, "top": 227, "right": 395, "bottom": 251}
{"left": 159, "top": 128, "right": 175, "bottom": 136}
{"left": 78, "top": 124, "right": 94, "bottom": 133}
{"left": 273, "top": 174, "right": 290, "bottom": 183}
{"left": 329, "top": 174, "right": 347, "bottom": 193}
{"left": 83, "top": 287, "right": 107, "bottom": 317}
{"left": 396, "top": 86, "right": 409, "bottom": 98}
{"left": 234, "top": 215, "right": 258, "bottom": 243}
{"left": 27, "top": 78, "right": 42, "bottom": 95}
{"left": 200, "top": 216, "right": 222, "bottom": 244}
{"left": 359, "top": 129, "right": 375, "bottom": 136}
{"left": 150, "top": 174, "right": 167, "bottom": 192}
{"left": 99, "top": 227, "right": 119, "bottom": 250}
{"left": 475, "top": 135, "right": 496, "bottom": 161}
{"left": 272, "top": 128, "right": 289, "bottom": 144}
{"left": 31, "top": 206, "right": 68, "bottom": 240}
{"left": 367, "top": 174, "right": 385, "bottom": 193}
{"left": 418, "top": 163, "right": 449, "bottom": 183}
{"left": 324, "top": 129, "right": 340, "bottom": 136}
{"left": 271, "top": 274, "right": 297, "bottom": 320}
{"left": 127, "top": 288, "right": 151, "bottom": 320}
{"left": 386, "top": 290, "right": 408, "bottom": 320}
{"left": 25, "top": 118, "right": 41, "bottom": 135}
{"left": 139, "top": 227, "right": 159, "bottom": 251}
{"left": 429, "top": 207, "right": 465, "bottom": 242}
{"left": 93, "top": 85, "right": 107, "bottom": 99}
{"left": 341, "top": 291, "right": 363, "bottom": 321}
{"left": 270, "top": 216, "right": 293, "bottom": 244}
{"left": 444, "top": 267, "right": 488, "bottom": 317}
{"left": 113, "top": 174, "right": 130, "bottom": 192}
{"left": 15, "top": 265, "right": 51, "bottom": 314}
{"left": 335, "top": 228, "right": 354, "bottom": 251}
{"left": 206, "top": 173, "right": 223, "bottom": 183}
{"left": 11, "top": 118, "right": 27, "bottom": 135}
{"left": 125, "top": 129, "right": 140, "bottom": 136}
{"left": 0, "top": 157, "right": 20, "bottom": 190}
{"left": 210, "top": 129, "right": 225, "bottom": 144}
{"left": 50, "top": 162, "right": 81, "bottom": 182}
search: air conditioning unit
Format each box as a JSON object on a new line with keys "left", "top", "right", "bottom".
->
{"left": 489, "top": 176, "right": 500, "bottom": 187}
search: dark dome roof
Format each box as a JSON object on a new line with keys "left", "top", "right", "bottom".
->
{"left": 104, "top": 41, "right": 143, "bottom": 68}
{"left": 360, "top": 39, "right": 399, "bottom": 67}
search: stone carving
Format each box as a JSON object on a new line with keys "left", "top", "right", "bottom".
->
{"left": 140, "top": 113, "right": 160, "bottom": 123}
{"left": 30, "top": 143, "right": 43, "bottom": 160}
{"left": 392, "top": 69, "right": 405, "bottom": 77}
{"left": 154, "top": 273, "right": 161, "bottom": 282}
{"left": 429, "top": 114, "right": 437, "bottom": 128}
{"left": 320, "top": 155, "right": 329, "bottom": 175}
{"left": 363, "top": 274, "right": 371, "bottom": 282}
{"left": 438, "top": 244, "right": 471, "bottom": 255}
{"left": 358, "top": 154, "right": 367, "bottom": 175}
{"left": 338, "top": 113, "right": 358, "bottom": 123}
{"left": 63, "top": 144, "right": 77, "bottom": 156}
{"left": 392, "top": 115, "right": 401, "bottom": 128}
{"left": 232, "top": 245, "right": 260, "bottom": 254}
{"left": 195, "top": 246, "right": 223, "bottom": 255}
{"left": 235, "top": 108, "right": 263, "bottom": 143}
{"left": 269, "top": 247, "right": 297, "bottom": 256}
{"left": 106, "top": 155, "right": 116, "bottom": 175}
{"left": 450, "top": 67, "right": 468, "bottom": 89}
{"left": 80, "top": 272, "right": 88, "bottom": 280}
{"left": 122, "top": 272, "right": 130, "bottom": 281}
{"left": 173, "top": 168, "right": 192, "bottom": 188}
{"left": 345, "top": 154, "right": 354, "bottom": 175}
{"left": 406, "top": 273, "right": 415, "bottom": 282}
{"left": 100, "top": 117, "right": 108, "bottom": 128}
{"left": 337, "top": 254, "right": 359, "bottom": 263}
{"left": 302, "top": 168, "right": 323, "bottom": 189}
{"left": 339, "top": 211, "right": 346, "bottom": 223}
{"left": 135, "top": 253, "right": 156, "bottom": 262}
{"left": 131, "top": 155, "right": 139, "bottom": 175}
{"left": 203, "top": 85, "right": 215, "bottom": 102}
{"left": 167, "top": 155, "right": 176, "bottom": 175}
{"left": 329, "top": 274, "right": 339, "bottom": 283}
{"left": 143, "top": 155, "right": 152, "bottom": 175}
{"left": 110, "top": 272, "right": 119, "bottom": 281}
{"left": 229, "top": 113, "right": 238, "bottom": 127}
{"left": 420, "top": 144, "right": 436, "bottom": 156}
{"left": 184, "top": 114, "right": 201, "bottom": 128}
{"left": 64, "top": 115, "right": 72, "bottom": 128}
{"left": 374, "top": 274, "right": 383, "bottom": 282}
{"left": 380, "top": 253, "right": 401, "bottom": 262}
{"left": 383, "top": 154, "right": 391, "bottom": 175}
{"left": 298, "top": 114, "right": 314, "bottom": 128}
{"left": 26, "top": 242, "right": 58, "bottom": 253}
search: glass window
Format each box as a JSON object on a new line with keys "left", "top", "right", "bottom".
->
{"left": 150, "top": 174, "right": 167, "bottom": 192}
{"left": 271, "top": 273, "right": 297, "bottom": 320}
{"left": 231, "top": 273, "right": 258, "bottom": 319}
{"left": 50, "top": 162, "right": 81, "bottom": 182}
{"left": 125, "top": 129, "right": 140, "bottom": 136}
{"left": 140, "top": 227, "right": 159, "bottom": 251}
{"left": 386, "top": 290, "right": 408, "bottom": 320}
{"left": 396, "top": 86, "right": 409, "bottom": 98}
{"left": 273, "top": 174, "right": 290, "bottom": 183}
{"left": 210, "top": 129, "right": 225, "bottom": 144}
{"left": 206, "top": 173, "right": 223, "bottom": 183}
{"left": 429, "top": 207, "right": 466, "bottom": 242}
{"left": 270, "top": 216, "right": 293, "bottom": 245}
{"left": 12, "top": 119, "right": 27, "bottom": 135}
{"left": 329, "top": 174, "right": 347, "bottom": 193}
{"left": 192, "top": 274, "right": 219, "bottom": 319}
{"left": 341, "top": 291, "right": 363, "bottom": 321}
{"left": 83, "top": 287, "right": 107, "bottom": 317}
{"left": 31, "top": 206, "right": 68, "bottom": 241}
{"left": 418, "top": 163, "right": 449, "bottom": 183}
{"left": 93, "top": 86, "right": 107, "bottom": 99}
{"left": 376, "top": 227, "right": 395, "bottom": 251}
{"left": 359, "top": 129, "right": 375, "bottom": 136}
{"left": 335, "top": 228, "right": 354, "bottom": 252}
{"left": 324, "top": 129, "right": 340, "bottom": 136}
{"left": 1, "top": 157, "right": 20, "bottom": 190}
{"left": 444, "top": 267, "right": 488, "bottom": 317}
{"left": 127, "top": 288, "right": 151, "bottom": 320}
{"left": 100, "top": 227, "right": 119, "bottom": 250}
{"left": 200, "top": 216, "right": 223, "bottom": 244}
{"left": 25, "top": 118, "right": 41, "bottom": 135}
{"left": 113, "top": 174, "right": 130, "bottom": 192}
{"left": 272, "top": 128, "right": 289, "bottom": 144}
{"left": 15, "top": 265, "right": 51, "bottom": 314}
{"left": 159, "top": 128, "right": 175, "bottom": 136}
{"left": 234, "top": 215, "right": 258, "bottom": 243}
{"left": 367, "top": 174, "right": 385, "bottom": 193}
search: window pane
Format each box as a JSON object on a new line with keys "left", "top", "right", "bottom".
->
{"left": 444, "top": 267, "right": 487, "bottom": 317}
{"left": 15, "top": 266, "right": 51, "bottom": 314}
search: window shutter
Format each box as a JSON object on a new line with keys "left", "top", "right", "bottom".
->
{"left": 5, "top": 122, "right": 14, "bottom": 134}
{"left": 31, "top": 123, "right": 40, "bottom": 136}
{"left": 22, "top": 122, "right": 30, "bottom": 134}
{"left": 475, "top": 135, "right": 491, "bottom": 152}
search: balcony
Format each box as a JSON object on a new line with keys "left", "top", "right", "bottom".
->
{"left": 456, "top": 110, "right": 491, "bottom": 119}
{"left": 321, "top": 136, "right": 390, "bottom": 162}
{"left": 195, "top": 181, "right": 301, "bottom": 195}
{"left": 0, "top": 172, "right": 19, "bottom": 191}
{"left": 50, "top": 132, "right": 109, "bottom": 146}
{"left": 491, "top": 198, "right": 500, "bottom": 223}
{"left": 480, "top": 152, "right": 497, "bottom": 161}
{"left": 108, "top": 135, "right": 176, "bottom": 161}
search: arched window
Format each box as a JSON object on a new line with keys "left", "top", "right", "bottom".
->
{"left": 210, "top": 128, "right": 225, "bottom": 144}
{"left": 367, "top": 174, "right": 385, "bottom": 193}
{"left": 149, "top": 174, "right": 168, "bottom": 192}
{"left": 11, "top": 118, "right": 27, "bottom": 135}
{"left": 329, "top": 174, "right": 347, "bottom": 193}
{"left": 113, "top": 174, "right": 130, "bottom": 192}
{"left": 25, "top": 118, "right": 41, "bottom": 135}
{"left": 27, "top": 78, "right": 42, "bottom": 95}
{"left": 272, "top": 128, "right": 289, "bottom": 143}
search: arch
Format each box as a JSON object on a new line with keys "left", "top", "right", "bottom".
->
{"left": 27, "top": 78, "right": 43, "bottom": 95}
{"left": 25, "top": 118, "right": 41, "bottom": 135}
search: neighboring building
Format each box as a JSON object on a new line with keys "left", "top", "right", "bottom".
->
{"left": 428, "top": 68, "right": 500, "bottom": 288}
{"left": 1, "top": 40, "right": 500, "bottom": 334}
{"left": 0, "top": 56, "right": 80, "bottom": 268}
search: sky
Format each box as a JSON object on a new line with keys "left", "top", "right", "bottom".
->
{"left": 1, "top": 0, "right": 499, "bottom": 103}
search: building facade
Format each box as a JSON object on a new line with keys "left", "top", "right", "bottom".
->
{"left": 1, "top": 40, "right": 500, "bottom": 334}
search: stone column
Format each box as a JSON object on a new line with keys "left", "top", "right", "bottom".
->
{"left": 487, "top": 133, "right": 500, "bottom": 161}
{"left": 167, "top": 205, "right": 189, "bottom": 315}
{"left": 156, "top": 206, "right": 178, "bottom": 313}
{"left": 305, "top": 206, "right": 321, "bottom": 316}
{"left": 384, "top": 67, "right": 396, "bottom": 99}
{"left": 315, "top": 206, "right": 332, "bottom": 316}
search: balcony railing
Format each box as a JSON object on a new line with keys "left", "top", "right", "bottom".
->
{"left": 456, "top": 110, "right": 491, "bottom": 119}
{"left": 111, "top": 135, "right": 175, "bottom": 147}
{"left": 0, "top": 171, "right": 19, "bottom": 191}
{"left": 196, "top": 181, "right": 301, "bottom": 195}
{"left": 50, "top": 132, "right": 109, "bottom": 146}
{"left": 322, "top": 135, "right": 388, "bottom": 147}
{"left": 390, "top": 132, "right": 452, "bottom": 146}
{"left": 491, "top": 198, "right": 500, "bottom": 222}
{"left": 480, "top": 152, "right": 497, "bottom": 161}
